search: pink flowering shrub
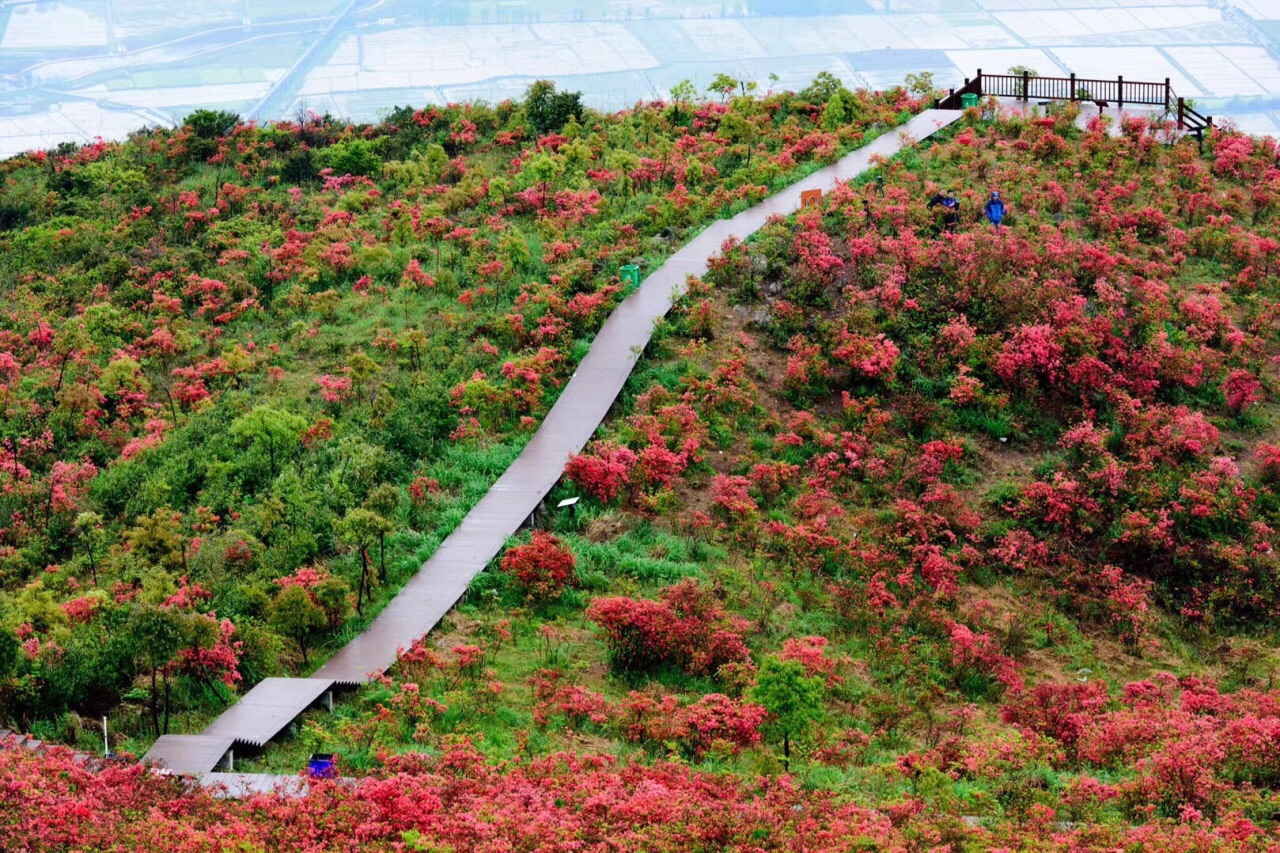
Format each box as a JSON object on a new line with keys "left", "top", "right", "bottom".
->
{"left": 587, "top": 580, "right": 751, "bottom": 676}
{"left": 500, "top": 530, "right": 576, "bottom": 601}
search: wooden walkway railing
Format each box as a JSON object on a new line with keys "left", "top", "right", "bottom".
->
{"left": 936, "top": 69, "right": 1213, "bottom": 133}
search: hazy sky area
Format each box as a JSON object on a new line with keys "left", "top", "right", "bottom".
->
{"left": 2, "top": 0, "right": 1280, "bottom": 157}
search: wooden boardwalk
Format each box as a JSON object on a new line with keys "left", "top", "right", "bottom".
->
{"left": 143, "top": 108, "right": 963, "bottom": 777}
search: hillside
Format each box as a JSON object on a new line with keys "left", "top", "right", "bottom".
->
{"left": 0, "top": 77, "right": 915, "bottom": 753}
{"left": 3, "top": 85, "right": 1280, "bottom": 850}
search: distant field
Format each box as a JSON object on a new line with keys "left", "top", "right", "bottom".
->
{"left": 1257, "top": 20, "right": 1280, "bottom": 49}
{"left": 86, "top": 34, "right": 309, "bottom": 101}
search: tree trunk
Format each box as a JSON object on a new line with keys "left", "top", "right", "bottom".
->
{"left": 356, "top": 550, "right": 368, "bottom": 615}
{"left": 378, "top": 532, "right": 387, "bottom": 583}
{"left": 783, "top": 731, "right": 791, "bottom": 772}
{"left": 163, "top": 386, "right": 179, "bottom": 428}
{"left": 162, "top": 671, "right": 172, "bottom": 735}
{"left": 150, "top": 667, "right": 160, "bottom": 738}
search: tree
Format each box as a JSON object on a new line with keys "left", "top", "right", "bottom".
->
{"left": 0, "top": 626, "right": 17, "bottom": 683}
{"left": 231, "top": 406, "right": 306, "bottom": 480}
{"left": 800, "top": 71, "right": 843, "bottom": 105}
{"left": 904, "top": 71, "right": 938, "bottom": 101}
{"left": 73, "top": 511, "right": 105, "bottom": 585}
{"left": 821, "top": 90, "right": 848, "bottom": 131}
{"left": 422, "top": 143, "right": 450, "bottom": 183}
{"left": 124, "top": 509, "right": 187, "bottom": 574}
{"left": 312, "top": 577, "right": 352, "bottom": 632}
{"left": 363, "top": 484, "right": 400, "bottom": 583}
{"left": 519, "top": 153, "right": 564, "bottom": 209}
{"left": 708, "top": 73, "right": 739, "bottom": 103}
{"left": 750, "top": 656, "right": 825, "bottom": 771}
{"left": 524, "top": 80, "right": 585, "bottom": 135}
{"left": 184, "top": 109, "right": 240, "bottom": 140}
{"left": 125, "top": 605, "right": 192, "bottom": 737}
{"left": 181, "top": 109, "right": 241, "bottom": 163}
{"left": 322, "top": 138, "right": 382, "bottom": 177}
{"left": 719, "top": 112, "right": 760, "bottom": 169}
{"left": 1008, "top": 65, "right": 1040, "bottom": 99}
{"left": 670, "top": 79, "right": 698, "bottom": 123}
{"left": 336, "top": 508, "right": 393, "bottom": 613}
{"left": 269, "top": 585, "right": 325, "bottom": 667}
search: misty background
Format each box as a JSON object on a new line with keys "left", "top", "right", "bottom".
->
{"left": 1, "top": 0, "right": 1278, "bottom": 157}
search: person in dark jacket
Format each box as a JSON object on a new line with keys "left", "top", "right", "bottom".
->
{"left": 984, "top": 190, "right": 1006, "bottom": 228}
{"left": 927, "top": 188, "right": 960, "bottom": 232}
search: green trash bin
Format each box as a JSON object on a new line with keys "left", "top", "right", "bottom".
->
{"left": 620, "top": 264, "right": 641, "bottom": 287}
{"left": 960, "top": 93, "right": 981, "bottom": 110}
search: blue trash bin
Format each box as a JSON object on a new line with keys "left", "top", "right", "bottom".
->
{"left": 308, "top": 753, "right": 336, "bottom": 778}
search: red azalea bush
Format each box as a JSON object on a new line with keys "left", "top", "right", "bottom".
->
{"left": 500, "top": 530, "right": 576, "bottom": 601}
{"left": 587, "top": 579, "right": 751, "bottom": 675}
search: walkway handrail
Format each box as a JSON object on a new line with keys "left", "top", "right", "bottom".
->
{"left": 936, "top": 69, "right": 1213, "bottom": 132}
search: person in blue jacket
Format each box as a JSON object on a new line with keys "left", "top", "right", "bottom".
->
{"left": 984, "top": 190, "right": 1006, "bottom": 228}
{"left": 927, "top": 188, "right": 960, "bottom": 233}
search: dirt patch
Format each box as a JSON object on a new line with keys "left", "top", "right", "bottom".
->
{"left": 559, "top": 730, "right": 617, "bottom": 756}
{"left": 431, "top": 613, "right": 483, "bottom": 651}
{"left": 583, "top": 512, "right": 637, "bottom": 543}
{"left": 973, "top": 438, "right": 1042, "bottom": 483}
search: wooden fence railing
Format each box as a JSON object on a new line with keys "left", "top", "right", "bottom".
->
{"left": 936, "top": 69, "right": 1212, "bottom": 133}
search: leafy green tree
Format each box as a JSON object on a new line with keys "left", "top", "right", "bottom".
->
{"left": 231, "top": 406, "right": 306, "bottom": 480}
{"left": 719, "top": 112, "right": 760, "bottom": 169}
{"left": 268, "top": 585, "right": 325, "bottom": 667}
{"left": 800, "top": 71, "right": 844, "bottom": 105}
{"left": 821, "top": 90, "right": 848, "bottom": 131}
{"left": 182, "top": 109, "right": 240, "bottom": 161}
{"left": 669, "top": 79, "right": 699, "bottom": 123}
{"left": 184, "top": 109, "right": 241, "bottom": 140}
{"left": 0, "top": 625, "right": 18, "bottom": 683}
{"left": 363, "top": 484, "right": 400, "bottom": 582}
{"left": 123, "top": 509, "right": 187, "bottom": 574}
{"left": 336, "top": 508, "right": 394, "bottom": 613}
{"left": 73, "top": 511, "right": 106, "bottom": 585}
{"left": 524, "top": 80, "right": 585, "bottom": 135}
{"left": 312, "top": 577, "right": 353, "bottom": 632}
{"left": 519, "top": 153, "right": 565, "bottom": 208}
{"left": 751, "top": 656, "right": 825, "bottom": 771}
{"left": 1008, "top": 65, "right": 1040, "bottom": 99}
{"left": 424, "top": 143, "right": 450, "bottom": 181}
{"left": 708, "top": 72, "right": 740, "bottom": 102}
{"left": 904, "top": 71, "right": 938, "bottom": 100}
{"left": 124, "top": 605, "right": 191, "bottom": 736}
{"left": 322, "top": 138, "right": 382, "bottom": 177}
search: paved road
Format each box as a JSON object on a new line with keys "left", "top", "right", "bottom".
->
{"left": 144, "top": 108, "right": 963, "bottom": 777}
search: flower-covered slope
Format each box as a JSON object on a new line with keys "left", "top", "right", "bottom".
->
{"left": 5, "top": 96, "right": 1280, "bottom": 850}
{"left": 0, "top": 79, "right": 920, "bottom": 751}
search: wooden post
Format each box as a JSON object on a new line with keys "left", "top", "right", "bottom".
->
{"left": 1117, "top": 75, "right": 1124, "bottom": 111}
{"left": 976, "top": 68, "right": 982, "bottom": 96}
{"left": 1164, "top": 77, "right": 1171, "bottom": 112}
{"left": 1069, "top": 73, "right": 1076, "bottom": 100}
{"left": 1177, "top": 97, "right": 1185, "bottom": 130}
{"left": 1022, "top": 70, "right": 1030, "bottom": 102}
